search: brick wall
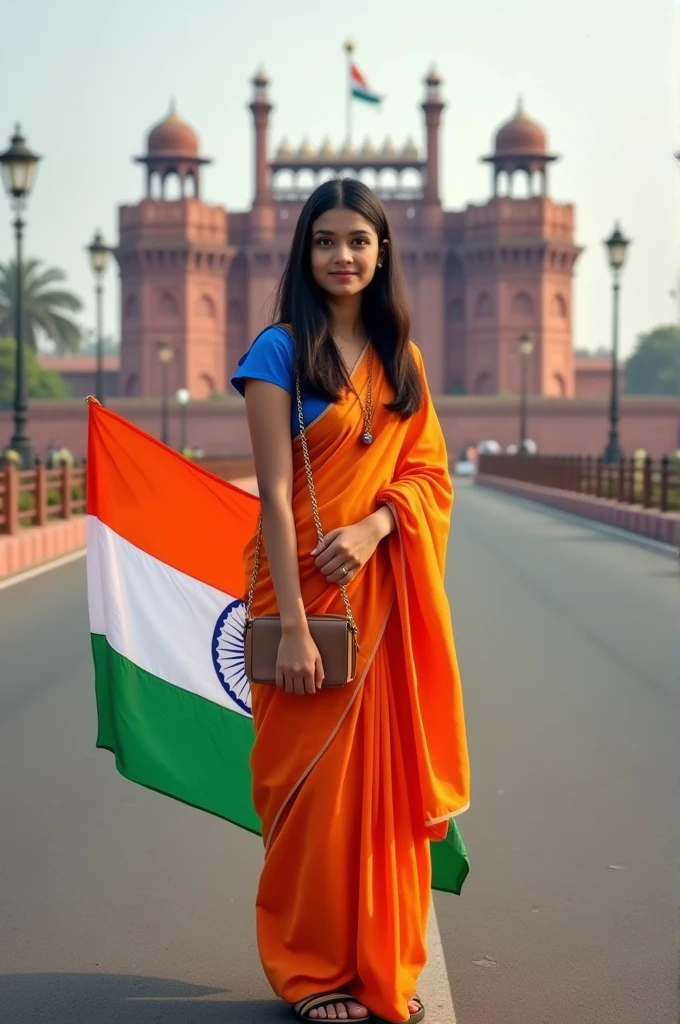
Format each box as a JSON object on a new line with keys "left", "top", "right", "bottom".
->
{"left": 1, "top": 395, "right": 676, "bottom": 462}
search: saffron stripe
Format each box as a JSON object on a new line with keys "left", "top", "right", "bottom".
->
{"left": 86, "top": 401, "right": 258, "bottom": 596}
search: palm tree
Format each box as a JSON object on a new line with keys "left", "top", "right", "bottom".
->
{"left": 0, "top": 258, "right": 83, "bottom": 353}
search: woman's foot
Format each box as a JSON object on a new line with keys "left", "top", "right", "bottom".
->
{"left": 293, "top": 995, "right": 419, "bottom": 1020}
{"left": 293, "top": 998, "right": 369, "bottom": 1020}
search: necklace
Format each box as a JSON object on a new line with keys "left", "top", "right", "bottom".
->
{"left": 344, "top": 345, "right": 375, "bottom": 445}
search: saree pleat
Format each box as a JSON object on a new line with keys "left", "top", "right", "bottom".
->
{"left": 246, "top": 343, "right": 469, "bottom": 1022}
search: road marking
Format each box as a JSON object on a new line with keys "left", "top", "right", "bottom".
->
{"left": 420, "top": 903, "right": 457, "bottom": 1023}
{"left": 0, "top": 547, "right": 86, "bottom": 591}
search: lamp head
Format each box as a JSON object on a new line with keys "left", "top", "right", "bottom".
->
{"left": 605, "top": 222, "right": 630, "bottom": 271}
{"left": 87, "top": 229, "right": 111, "bottom": 275}
{"left": 156, "top": 341, "right": 174, "bottom": 364}
{"left": 519, "top": 333, "right": 534, "bottom": 358}
{"left": 0, "top": 124, "right": 41, "bottom": 200}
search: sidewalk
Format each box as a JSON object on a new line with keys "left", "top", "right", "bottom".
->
{"left": 0, "top": 518, "right": 88, "bottom": 580}
{"left": 476, "top": 472, "right": 679, "bottom": 548}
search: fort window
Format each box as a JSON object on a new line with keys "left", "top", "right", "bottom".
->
{"left": 197, "top": 294, "right": 217, "bottom": 318}
{"left": 552, "top": 293, "right": 568, "bottom": 318}
{"left": 475, "top": 292, "right": 494, "bottom": 317}
{"left": 512, "top": 291, "right": 533, "bottom": 316}
{"left": 199, "top": 373, "right": 216, "bottom": 398}
{"left": 473, "top": 371, "right": 493, "bottom": 394}
{"left": 159, "top": 291, "right": 178, "bottom": 316}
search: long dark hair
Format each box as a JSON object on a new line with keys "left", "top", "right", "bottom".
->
{"left": 273, "top": 178, "right": 423, "bottom": 417}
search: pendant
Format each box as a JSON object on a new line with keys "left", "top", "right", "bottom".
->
{"left": 362, "top": 432, "right": 374, "bottom": 445}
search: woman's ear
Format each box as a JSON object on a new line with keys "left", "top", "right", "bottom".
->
{"left": 377, "top": 239, "right": 390, "bottom": 269}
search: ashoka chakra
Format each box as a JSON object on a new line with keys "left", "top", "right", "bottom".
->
{"left": 211, "top": 598, "right": 251, "bottom": 716}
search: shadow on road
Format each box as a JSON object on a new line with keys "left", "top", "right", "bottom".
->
{"left": 0, "top": 973, "right": 287, "bottom": 1024}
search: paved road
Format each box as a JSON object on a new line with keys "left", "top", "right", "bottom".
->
{"left": 0, "top": 484, "right": 677, "bottom": 1024}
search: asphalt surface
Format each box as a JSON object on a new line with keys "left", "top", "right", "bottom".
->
{"left": 0, "top": 483, "right": 677, "bottom": 1024}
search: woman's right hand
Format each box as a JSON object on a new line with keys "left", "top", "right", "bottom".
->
{"left": 276, "top": 626, "right": 325, "bottom": 695}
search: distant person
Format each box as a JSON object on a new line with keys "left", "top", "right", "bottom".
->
{"left": 231, "top": 179, "right": 469, "bottom": 1023}
{"left": 46, "top": 443, "right": 60, "bottom": 469}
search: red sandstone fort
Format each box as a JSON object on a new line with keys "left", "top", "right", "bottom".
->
{"left": 28, "top": 69, "right": 674, "bottom": 459}
{"left": 111, "top": 69, "right": 590, "bottom": 401}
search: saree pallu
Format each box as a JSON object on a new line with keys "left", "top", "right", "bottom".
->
{"left": 245, "top": 343, "right": 469, "bottom": 1023}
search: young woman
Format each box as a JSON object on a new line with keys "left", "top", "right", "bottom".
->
{"left": 231, "top": 179, "right": 469, "bottom": 1024}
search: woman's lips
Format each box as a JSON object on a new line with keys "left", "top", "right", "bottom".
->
{"left": 330, "top": 271, "right": 356, "bottom": 279}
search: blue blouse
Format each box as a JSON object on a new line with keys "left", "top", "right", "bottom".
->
{"left": 230, "top": 326, "right": 329, "bottom": 437}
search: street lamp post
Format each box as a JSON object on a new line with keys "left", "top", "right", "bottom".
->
{"left": 157, "top": 341, "right": 174, "bottom": 446}
{"left": 518, "top": 332, "right": 534, "bottom": 454}
{"left": 603, "top": 222, "right": 630, "bottom": 463}
{"left": 0, "top": 126, "right": 41, "bottom": 468}
{"left": 175, "top": 388, "right": 190, "bottom": 453}
{"left": 86, "top": 230, "right": 112, "bottom": 405}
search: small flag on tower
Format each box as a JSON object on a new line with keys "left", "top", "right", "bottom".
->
{"left": 349, "top": 62, "right": 382, "bottom": 105}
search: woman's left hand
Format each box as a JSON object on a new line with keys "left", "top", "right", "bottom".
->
{"left": 311, "top": 519, "right": 382, "bottom": 585}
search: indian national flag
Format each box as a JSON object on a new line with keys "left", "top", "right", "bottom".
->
{"left": 86, "top": 401, "right": 469, "bottom": 894}
{"left": 87, "top": 400, "right": 260, "bottom": 833}
{"left": 350, "top": 63, "right": 381, "bottom": 104}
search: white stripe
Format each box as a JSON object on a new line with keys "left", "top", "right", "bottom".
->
{"left": 86, "top": 517, "right": 105, "bottom": 632}
{"left": 87, "top": 516, "right": 249, "bottom": 717}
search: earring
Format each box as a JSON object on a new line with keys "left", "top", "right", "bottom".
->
{"left": 377, "top": 261, "right": 384, "bottom": 269}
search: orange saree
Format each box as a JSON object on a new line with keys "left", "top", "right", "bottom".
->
{"left": 245, "top": 343, "right": 469, "bottom": 1023}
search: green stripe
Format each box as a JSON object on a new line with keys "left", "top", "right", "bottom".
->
{"left": 351, "top": 87, "right": 381, "bottom": 104}
{"left": 92, "top": 633, "right": 260, "bottom": 834}
{"left": 92, "top": 633, "right": 469, "bottom": 893}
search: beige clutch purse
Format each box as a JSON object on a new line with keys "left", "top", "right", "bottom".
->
{"left": 243, "top": 375, "right": 359, "bottom": 687}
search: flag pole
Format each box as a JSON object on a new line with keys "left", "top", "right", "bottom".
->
{"left": 344, "top": 39, "right": 355, "bottom": 146}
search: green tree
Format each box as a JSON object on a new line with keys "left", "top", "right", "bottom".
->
{"left": 0, "top": 338, "right": 71, "bottom": 405}
{"left": 80, "top": 329, "right": 119, "bottom": 355}
{"left": 624, "top": 324, "right": 680, "bottom": 395}
{"left": 0, "top": 259, "right": 83, "bottom": 353}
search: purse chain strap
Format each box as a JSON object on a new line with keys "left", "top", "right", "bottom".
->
{"left": 244, "top": 375, "right": 359, "bottom": 652}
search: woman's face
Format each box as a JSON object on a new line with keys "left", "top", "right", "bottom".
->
{"left": 309, "top": 206, "right": 384, "bottom": 299}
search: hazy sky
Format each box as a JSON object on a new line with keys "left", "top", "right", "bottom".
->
{"left": 0, "top": 0, "right": 677, "bottom": 359}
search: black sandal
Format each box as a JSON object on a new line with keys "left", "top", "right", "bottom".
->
{"left": 291, "top": 992, "right": 372, "bottom": 1021}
